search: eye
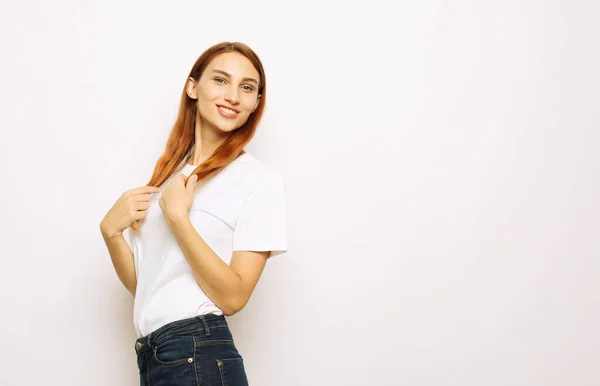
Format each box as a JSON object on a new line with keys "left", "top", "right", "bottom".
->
{"left": 242, "top": 85, "right": 254, "bottom": 92}
{"left": 214, "top": 77, "right": 225, "bottom": 84}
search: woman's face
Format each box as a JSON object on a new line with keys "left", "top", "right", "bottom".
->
{"left": 187, "top": 52, "right": 261, "bottom": 134}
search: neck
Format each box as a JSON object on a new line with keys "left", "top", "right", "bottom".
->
{"left": 188, "top": 116, "right": 229, "bottom": 166}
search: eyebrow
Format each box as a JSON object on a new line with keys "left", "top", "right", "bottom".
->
{"left": 212, "top": 69, "right": 259, "bottom": 85}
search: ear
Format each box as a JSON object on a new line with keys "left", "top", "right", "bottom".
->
{"left": 186, "top": 77, "right": 198, "bottom": 100}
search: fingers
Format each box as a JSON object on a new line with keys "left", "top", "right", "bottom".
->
{"left": 127, "top": 186, "right": 161, "bottom": 196}
{"left": 133, "top": 210, "right": 149, "bottom": 221}
{"left": 134, "top": 200, "right": 151, "bottom": 211}
{"left": 135, "top": 193, "right": 154, "bottom": 202}
{"left": 186, "top": 174, "right": 198, "bottom": 190}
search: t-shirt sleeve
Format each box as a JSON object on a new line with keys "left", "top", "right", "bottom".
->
{"left": 232, "top": 171, "right": 288, "bottom": 257}
{"left": 124, "top": 227, "right": 140, "bottom": 277}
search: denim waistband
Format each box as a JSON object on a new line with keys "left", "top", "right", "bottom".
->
{"left": 134, "top": 313, "right": 228, "bottom": 354}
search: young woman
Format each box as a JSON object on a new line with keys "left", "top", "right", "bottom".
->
{"left": 100, "top": 42, "right": 288, "bottom": 386}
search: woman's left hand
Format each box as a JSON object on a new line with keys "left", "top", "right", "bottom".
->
{"left": 159, "top": 173, "right": 198, "bottom": 226}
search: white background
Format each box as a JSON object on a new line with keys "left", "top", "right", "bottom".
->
{"left": 0, "top": 1, "right": 598, "bottom": 385}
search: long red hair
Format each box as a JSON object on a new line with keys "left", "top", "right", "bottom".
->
{"left": 130, "top": 42, "right": 267, "bottom": 232}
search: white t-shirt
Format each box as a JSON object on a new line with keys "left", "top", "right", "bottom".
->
{"left": 127, "top": 152, "right": 288, "bottom": 338}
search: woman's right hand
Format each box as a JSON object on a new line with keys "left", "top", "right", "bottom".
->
{"left": 100, "top": 186, "right": 161, "bottom": 239}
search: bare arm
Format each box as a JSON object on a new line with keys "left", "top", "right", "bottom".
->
{"left": 100, "top": 226, "right": 137, "bottom": 297}
{"left": 167, "top": 215, "right": 268, "bottom": 316}
{"left": 99, "top": 185, "right": 159, "bottom": 297}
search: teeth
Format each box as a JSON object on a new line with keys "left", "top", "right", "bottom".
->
{"left": 219, "top": 106, "right": 237, "bottom": 114}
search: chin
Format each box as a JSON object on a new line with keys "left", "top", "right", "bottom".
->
{"left": 215, "top": 118, "right": 247, "bottom": 132}
{"left": 217, "top": 122, "right": 240, "bottom": 132}
{"left": 212, "top": 126, "right": 238, "bottom": 135}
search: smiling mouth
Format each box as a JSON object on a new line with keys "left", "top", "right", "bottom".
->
{"left": 216, "top": 105, "right": 239, "bottom": 118}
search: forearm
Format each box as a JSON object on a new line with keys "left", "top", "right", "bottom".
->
{"left": 100, "top": 224, "right": 137, "bottom": 297}
{"left": 167, "top": 216, "right": 242, "bottom": 315}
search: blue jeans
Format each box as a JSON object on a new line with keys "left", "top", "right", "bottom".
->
{"left": 134, "top": 314, "right": 249, "bottom": 385}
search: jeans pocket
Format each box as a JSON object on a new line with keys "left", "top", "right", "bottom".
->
{"left": 216, "top": 358, "right": 249, "bottom": 386}
{"left": 152, "top": 335, "right": 195, "bottom": 367}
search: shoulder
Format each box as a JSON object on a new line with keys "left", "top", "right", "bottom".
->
{"left": 230, "top": 152, "right": 286, "bottom": 190}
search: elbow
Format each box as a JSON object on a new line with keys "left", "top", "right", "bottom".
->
{"left": 220, "top": 276, "right": 250, "bottom": 316}
{"left": 221, "top": 297, "right": 247, "bottom": 317}
{"left": 222, "top": 308, "right": 238, "bottom": 317}
{"left": 222, "top": 305, "right": 239, "bottom": 317}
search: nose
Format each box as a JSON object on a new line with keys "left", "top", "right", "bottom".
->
{"left": 224, "top": 85, "right": 240, "bottom": 105}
